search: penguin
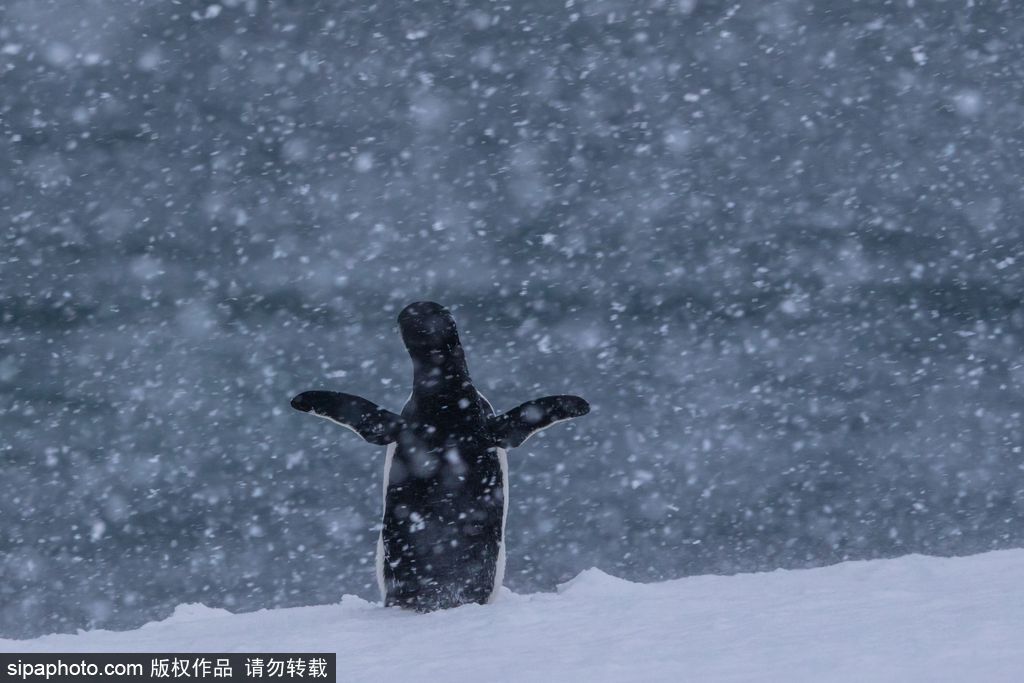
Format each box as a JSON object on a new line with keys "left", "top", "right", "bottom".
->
{"left": 290, "top": 301, "right": 589, "bottom": 612}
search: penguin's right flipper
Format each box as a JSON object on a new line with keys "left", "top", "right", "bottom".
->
{"left": 489, "top": 395, "right": 590, "bottom": 448}
{"left": 291, "top": 390, "right": 404, "bottom": 445}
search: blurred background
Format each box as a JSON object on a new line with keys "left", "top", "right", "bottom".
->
{"left": 2, "top": 0, "right": 1022, "bottom": 638}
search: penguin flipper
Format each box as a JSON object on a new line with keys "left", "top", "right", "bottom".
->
{"left": 291, "top": 390, "right": 403, "bottom": 445}
{"left": 489, "top": 395, "right": 590, "bottom": 448}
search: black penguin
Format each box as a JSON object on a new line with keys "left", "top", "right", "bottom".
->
{"left": 290, "top": 301, "right": 589, "bottom": 611}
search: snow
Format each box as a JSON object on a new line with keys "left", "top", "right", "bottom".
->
{"left": 4, "top": 0, "right": 1023, "bottom": 639}
{"left": 5, "top": 550, "right": 1024, "bottom": 682}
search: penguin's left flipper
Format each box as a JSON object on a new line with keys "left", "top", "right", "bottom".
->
{"left": 489, "top": 395, "right": 590, "bottom": 448}
{"left": 291, "top": 390, "right": 404, "bottom": 445}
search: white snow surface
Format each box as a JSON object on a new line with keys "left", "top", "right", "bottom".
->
{"left": 4, "top": 550, "right": 1023, "bottom": 682}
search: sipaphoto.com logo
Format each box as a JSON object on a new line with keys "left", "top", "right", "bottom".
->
{"left": 7, "top": 657, "right": 141, "bottom": 680}
{"left": 0, "top": 652, "right": 336, "bottom": 682}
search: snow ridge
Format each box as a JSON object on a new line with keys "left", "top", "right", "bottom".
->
{"left": 4, "top": 550, "right": 1024, "bottom": 682}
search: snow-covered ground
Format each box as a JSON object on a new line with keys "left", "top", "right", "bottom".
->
{"left": 4, "top": 550, "right": 1022, "bottom": 682}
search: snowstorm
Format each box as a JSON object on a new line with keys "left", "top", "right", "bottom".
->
{"left": 2, "top": 0, "right": 1022, "bottom": 645}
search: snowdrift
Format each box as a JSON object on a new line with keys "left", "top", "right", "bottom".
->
{"left": 3, "top": 550, "right": 1023, "bottom": 682}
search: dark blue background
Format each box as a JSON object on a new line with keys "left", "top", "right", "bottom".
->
{"left": 2, "top": 0, "right": 1022, "bottom": 638}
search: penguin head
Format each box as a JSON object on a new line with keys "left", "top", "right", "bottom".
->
{"left": 398, "top": 301, "right": 461, "bottom": 362}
